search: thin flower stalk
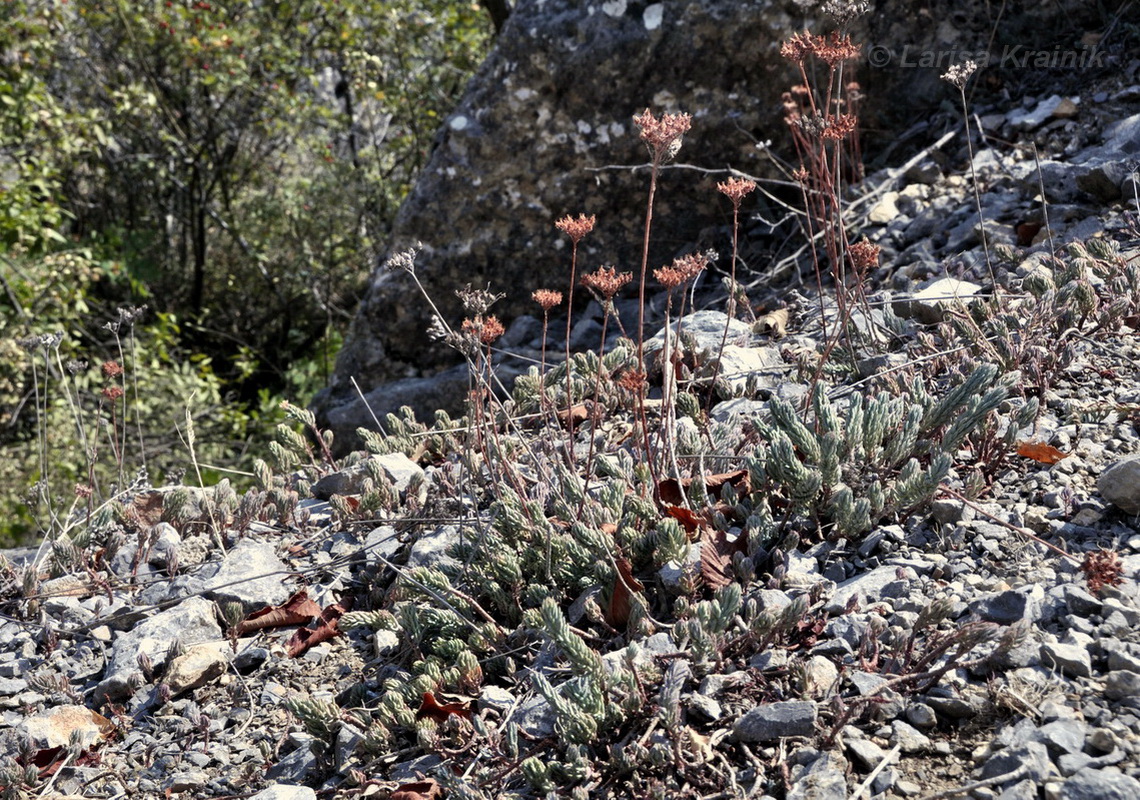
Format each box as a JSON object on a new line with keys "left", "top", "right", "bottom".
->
{"left": 556, "top": 214, "right": 596, "bottom": 464}
{"left": 708, "top": 177, "right": 756, "bottom": 406}
{"left": 632, "top": 108, "right": 691, "bottom": 487}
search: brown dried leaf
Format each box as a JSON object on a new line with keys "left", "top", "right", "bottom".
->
{"left": 658, "top": 470, "right": 749, "bottom": 506}
{"left": 285, "top": 596, "right": 352, "bottom": 658}
{"left": 665, "top": 505, "right": 704, "bottom": 535}
{"left": 605, "top": 557, "right": 645, "bottom": 628}
{"left": 416, "top": 691, "right": 473, "bottom": 723}
{"left": 1016, "top": 441, "right": 1069, "bottom": 465}
{"left": 700, "top": 527, "right": 741, "bottom": 590}
{"left": 556, "top": 403, "right": 590, "bottom": 430}
{"left": 236, "top": 591, "right": 322, "bottom": 636}
{"left": 390, "top": 780, "right": 444, "bottom": 800}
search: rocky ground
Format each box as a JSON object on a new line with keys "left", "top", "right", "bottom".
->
{"left": 3, "top": 46, "right": 1140, "bottom": 800}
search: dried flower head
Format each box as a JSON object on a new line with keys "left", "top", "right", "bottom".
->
{"left": 66, "top": 359, "right": 87, "bottom": 375}
{"left": 633, "top": 108, "right": 692, "bottom": 163}
{"left": 942, "top": 60, "right": 978, "bottom": 90}
{"left": 717, "top": 177, "right": 757, "bottom": 205}
{"left": 101, "top": 361, "right": 123, "bottom": 379}
{"left": 791, "top": 167, "right": 811, "bottom": 184}
{"left": 813, "top": 32, "right": 860, "bottom": 66}
{"left": 821, "top": 113, "right": 858, "bottom": 141}
{"left": 781, "top": 31, "right": 813, "bottom": 63}
{"left": 532, "top": 289, "right": 563, "bottom": 312}
{"left": 555, "top": 213, "right": 596, "bottom": 244}
{"left": 102, "top": 386, "right": 124, "bottom": 402}
{"left": 822, "top": 0, "right": 869, "bottom": 24}
{"left": 383, "top": 243, "right": 423, "bottom": 273}
{"left": 581, "top": 265, "right": 632, "bottom": 300}
{"left": 1082, "top": 548, "right": 1124, "bottom": 595}
{"left": 848, "top": 239, "right": 881, "bottom": 271}
{"left": 617, "top": 369, "right": 646, "bottom": 394}
{"left": 456, "top": 284, "right": 505, "bottom": 315}
{"left": 461, "top": 315, "right": 505, "bottom": 346}
{"left": 654, "top": 265, "right": 686, "bottom": 289}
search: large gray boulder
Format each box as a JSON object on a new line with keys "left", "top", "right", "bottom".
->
{"left": 313, "top": 0, "right": 1099, "bottom": 452}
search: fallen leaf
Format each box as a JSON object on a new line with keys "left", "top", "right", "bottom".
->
{"left": 416, "top": 691, "right": 473, "bottom": 723}
{"left": 700, "top": 526, "right": 745, "bottom": 590}
{"left": 606, "top": 557, "right": 645, "bottom": 628}
{"left": 556, "top": 403, "right": 590, "bottom": 430}
{"left": 391, "top": 780, "right": 444, "bottom": 800}
{"left": 236, "top": 591, "right": 322, "bottom": 636}
{"left": 286, "top": 596, "right": 352, "bottom": 658}
{"left": 1016, "top": 441, "right": 1069, "bottom": 465}
{"left": 754, "top": 307, "right": 789, "bottom": 337}
{"left": 658, "top": 470, "right": 749, "bottom": 506}
{"left": 665, "top": 505, "right": 704, "bottom": 534}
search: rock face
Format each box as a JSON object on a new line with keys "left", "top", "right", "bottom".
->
{"left": 313, "top": 0, "right": 1098, "bottom": 451}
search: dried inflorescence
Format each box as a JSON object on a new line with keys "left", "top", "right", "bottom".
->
{"left": 654, "top": 251, "right": 710, "bottom": 289}
{"left": 461, "top": 315, "right": 505, "bottom": 346}
{"left": 848, "top": 239, "right": 881, "bottom": 271}
{"left": 942, "top": 60, "right": 978, "bottom": 90}
{"left": 1081, "top": 548, "right": 1124, "bottom": 595}
{"left": 532, "top": 289, "right": 563, "bottom": 312}
{"left": 781, "top": 31, "right": 860, "bottom": 66}
{"left": 580, "top": 266, "right": 632, "bottom": 300}
{"left": 822, "top": 112, "right": 859, "bottom": 141}
{"left": 633, "top": 108, "right": 692, "bottom": 163}
{"left": 555, "top": 213, "right": 596, "bottom": 244}
{"left": 716, "top": 177, "right": 757, "bottom": 205}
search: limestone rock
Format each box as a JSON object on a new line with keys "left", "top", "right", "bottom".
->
{"left": 1098, "top": 455, "right": 1140, "bottom": 515}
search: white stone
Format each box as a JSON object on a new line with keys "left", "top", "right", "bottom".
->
{"left": 643, "top": 3, "right": 664, "bottom": 29}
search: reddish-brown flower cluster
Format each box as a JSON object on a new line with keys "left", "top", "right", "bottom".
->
{"left": 716, "top": 177, "right": 757, "bottom": 205}
{"left": 580, "top": 266, "right": 632, "bottom": 300}
{"left": 462, "top": 315, "right": 505, "bottom": 346}
{"left": 102, "top": 386, "right": 125, "bottom": 402}
{"left": 555, "top": 213, "right": 596, "bottom": 244}
{"left": 1081, "top": 548, "right": 1124, "bottom": 595}
{"left": 633, "top": 108, "right": 692, "bottom": 162}
{"left": 848, "top": 239, "right": 881, "bottom": 271}
{"left": 791, "top": 167, "right": 811, "bottom": 184}
{"left": 74, "top": 483, "right": 93, "bottom": 499}
{"left": 782, "top": 31, "right": 860, "bottom": 66}
{"left": 654, "top": 252, "right": 709, "bottom": 289}
{"left": 101, "top": 361, "right": 123, "bottom": 379}
{"left": 815, "top": 32, "right": 860, "bottom": 65}
{"left": 617, "top": 368, "right": 647, "bottom": 394}
{"left": 822, "top": 113, "right": 859, "bottom": 141}
{"left": 780, "top": 32, "right": 813, "bottom": 63}
{"left": 532, "top": 289, "right": 563, "bottom": 312}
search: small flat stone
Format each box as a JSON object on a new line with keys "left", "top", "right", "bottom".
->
{"left": 734, "top": 700, "right": 817, "bottom": 741}
{"left": 1040, "top": 641, "right": 1092, "bottom": 678}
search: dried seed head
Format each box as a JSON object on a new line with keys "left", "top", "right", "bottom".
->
{"left": 461, "top": 316, "right": 505, "bottom": 346}
{"left": 383, "top": 243, "right": 423, "bottom": 273}
{"left": 101, "top": 361, "right": 123, "bottom": 379}
{"left": 633, "top": 108, "right": 692, "bottom": 163}
{"left": 821, "top": 112, "right": 858, "bottom": 141}
{"left": 716, "top": 177, "right": 757, "bottom": 205}
{"left": 456, "top": 284, "right": 505, "bottom": 315}
{"left": 654, "top": 265, "right": 686, "bottom": 289}
{"left": 102, "top": 386, "right": 124, "bottom": 402}
{"left": 555, "top": 213, "right": 596, "bottom": 244}
{"left": 848, "top": 239, "right": 881, "bottom": 271}
{"left": 1082, "top": 548, "right": 1124, "bottom": 595}
{"left": 581, "top": 265, "right": 632, "bottom": 300}
{"left": 781, "top": 31, "right": 813, "bottom": 63}
{"left": 941, "top": 60, "right": 978, "bottom": 89}
{"left": 532, "top": 289, "right": 563, "bottom": 312}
